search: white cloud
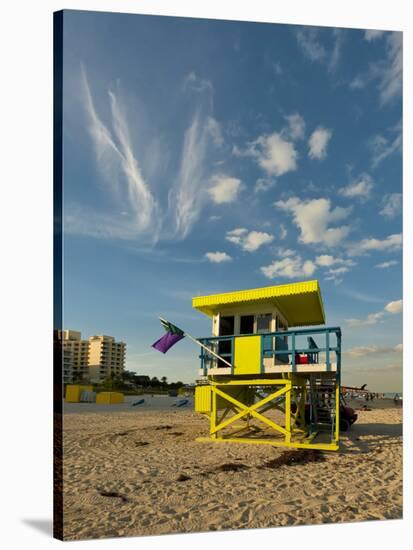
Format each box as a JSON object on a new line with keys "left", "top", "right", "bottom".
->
{"left": 205, "top": 251, "right": 232, "bottom": 263}
{"left": 346, "top": 299, "right": 402, "bottom": 326}
{"left": 315, "top": 254, "right": 355, "bottom": 268}
{"left": 226, "top": 228, "right": 274, "bottom": 252}
{"left": 284, "top": 113, "right": 305, "bottom": 140}
{"left": 345, "top": 343, "right": 402, "bottom": 357}
{"left": 352, "top": 32, "right": 402, "bottom": 106}
{"left": 208, "top": 175, "right": 242, "bottom": 204}
{"left": 80, "top": 65, "right": 160, "bottom": 241}
{"left": 370, "top": 127, "right": 402, "bottom": 168}
{"left": 379, "top": 32, "right": 402, "bottom": 105}
{"left": 183, "top": 71, "right": 213, "bottom": 94}
{"left": 365, "top": 30, "right": 385, "bottom": 41}
{"left": 355, "top": 233, "right": 402, "bottom": 252}
{"left": 380, "top": 193, "right": 402, "bottom": 218}
{"left": 295, "top": 28, "right": 326, "bottom": 62}
{"left": 254, "top": 178, "right": 276, "bottom": 193}
{"left": 329, "top": 29, "right": 345, "bottom": 72}
{"left": 385, "top": 299, "right": 402, "bottom": 314}
{"left": 346, "top": 311, "right": 384, "bottom": 327}
{"left": 339, "top": 173, "right": 374, "bottom": 199}
{"left": 169, "top": 111, "right": 221, "bottom": 239}
{"left": 261, "top": 255, "right": 316, "bottom": 279}
{"left": 255, "top": 133, "right": 298, "bottom": 176}
{"left": 275, "top": 197, "right": 351, "bottom": 246}
{"left": 225, "top": 228, "right": 247, "bottom": 246}
{"left": 326, "top": 266, "right": 350, "bottom": 276}
{"left": 308, "top": 127, "right": 332, "bottom": 160}
{"left": 235, "top": 133, "right": 298, "bottom": 177}
{"left": 375, "top": 260, "right": 398, "bottom": 269}
{"left": 295, "top": 28, "right": 344, "bottom": 72}
{"left": 280, "top": 224, "right": 288, "bottom": 240}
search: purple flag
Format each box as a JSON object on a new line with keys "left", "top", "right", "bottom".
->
{"left": 152, "top": 331, "right": 184, "bottom": 353}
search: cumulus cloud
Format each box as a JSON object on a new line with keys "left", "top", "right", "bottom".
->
{"left": 354, "top": 233, "right": 402, "bottom": 253}
{"left": 346, "top": 312, "right": 384, "bottom": 327}
{"left": 346, "top": 299, "right": 402, "bottom": 326}
{"left": 375, "top": 260, "right": 398, "bottom": 269}
{"left": 308, "top": 127, "right": 332, "bottom": 160}
{"left": 345, "top": 343, "right": 402, "bottom": 357}
{"left": 234, "top": 133, "right": 298, "bottom": 177}
{"left": 253, "top": 134, "right": 298, "bottom": 176}
{"left": 261, "top": 254, "right": 316, "bottom": 279}
{"left": 208, "top": 175, "right": 243, "bottom": 204}
{"left": 226, "top": 228, "right": 274, "bottom": 252}
{"left": 339, "top": 173, "right": 374, "bottom": 200}
{"left": 385, "top": 299, "right": 403, "bottom": 314}
{"left": 205, "top": 251, "right": 232, "bottom": 263}
{"left": 275, "top": 197, "right": 351, "bottom": 246}
{"left": 315, "top": 254, "right": 355, "bottom": 268}
{"left": 380, "top": 193, "right": 402, "bottom": 218}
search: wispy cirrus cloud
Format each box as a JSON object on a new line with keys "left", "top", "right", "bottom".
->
{"left": 295, "top": 27, "right": 344, "bottom": 72}
{"left": 350, "top": 31, "right": 402, "bottom": 106}
{"left": 168, "top": 109, "right": 223, "bottom": 239}
{"left": 370, "top": 122, "right": 402, "bottom": 168}
{"left": 380, "top": 193, "right": 402, "bottom": 218}
{"left": 71, "top": 68, "right": 238, "bottom": 243}
{"left": 375, "top": 260, "right": 398, "bottom": 269}
{"left": 70, "top": 65, "right": 160, "bottom": 241}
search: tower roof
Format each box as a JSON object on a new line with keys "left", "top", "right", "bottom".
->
{"left": 192, "top": 280, "right": 325, "bottom": 327}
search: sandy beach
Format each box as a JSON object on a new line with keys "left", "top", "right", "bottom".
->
{"left": 62, "top": 403, "right": 402, "bottom": 540}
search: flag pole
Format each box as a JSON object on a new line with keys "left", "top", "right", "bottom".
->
{"left": 183, "top": 330, "right": 234, "bottom": 369}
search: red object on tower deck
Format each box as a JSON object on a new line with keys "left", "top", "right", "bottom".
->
{"left": 295, "top": 353, "right": 309, "bottom": 364}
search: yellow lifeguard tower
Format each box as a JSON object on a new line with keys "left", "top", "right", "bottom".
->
{"left": 192, "top": 280, "right": 342, "bottom": 451}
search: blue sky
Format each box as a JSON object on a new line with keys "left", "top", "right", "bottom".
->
{"left": 62, "top": 11, "right": 402, "bottom": 391}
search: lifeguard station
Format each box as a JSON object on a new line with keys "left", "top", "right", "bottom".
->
{"left": 193, "top": 280, "right": 341, "bottom": 451}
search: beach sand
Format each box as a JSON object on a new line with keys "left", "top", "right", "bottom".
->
{"left": 61, "top": 406, "right": 402, "bottom": 540}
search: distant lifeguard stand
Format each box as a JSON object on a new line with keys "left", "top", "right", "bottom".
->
{"left": 193, "top": 280, "right": 341, "bottom": 451}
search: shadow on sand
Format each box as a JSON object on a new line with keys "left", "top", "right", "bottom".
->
{"left": 340, "top": 422, "right": 402, "bottom": 454}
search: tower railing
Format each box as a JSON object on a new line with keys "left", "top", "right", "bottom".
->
{"left": 198, "top": 326, "right": 341, "bottom": 376}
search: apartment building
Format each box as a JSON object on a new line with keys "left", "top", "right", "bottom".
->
{"left": 88, "top": 335, "right": 126, "bottom": 383}
{"left": 61, "top": 329, "right": 90, "bottom": 381}
{"left": 63, "top": 347, "right": 73, "bottom": 384}
{"left": 59, "top": 330, "right": 126, "bottom": 384}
